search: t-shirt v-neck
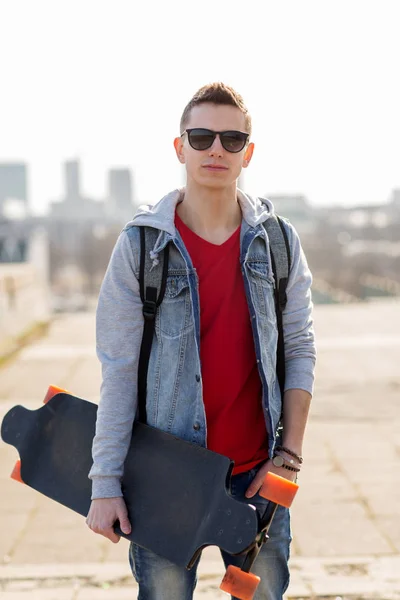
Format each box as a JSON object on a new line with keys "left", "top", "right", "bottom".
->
{"left": 175, "top": 214, "right": 242, "bottom": 293}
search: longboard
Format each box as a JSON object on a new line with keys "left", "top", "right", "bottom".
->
{"left": 1, "top": 389, "right": 260, "bottom": 567}
{"left": 1, "top": 386, "right": 299, "bottom": 600}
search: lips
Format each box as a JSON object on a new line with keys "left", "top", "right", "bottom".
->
{"left": 203, "top": 165, "right": 228, "bottom": 171}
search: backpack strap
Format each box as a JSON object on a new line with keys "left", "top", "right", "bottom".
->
{"left": 137, "top": 226, "right": 169, "bottom": 423}
{"left": 263, "top": 215, "right": 291, "bottom": 398}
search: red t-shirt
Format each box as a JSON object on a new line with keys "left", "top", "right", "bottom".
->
{"left": 175, "top": 213, "right": 269, "bottom": 474}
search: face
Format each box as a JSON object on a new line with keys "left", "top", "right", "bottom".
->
{"left": 174, "top": 103, "right": 254, "bottom": 190}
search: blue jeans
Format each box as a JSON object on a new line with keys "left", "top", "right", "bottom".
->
{"left": 129, "top": 465, "right": 292, "bottom": 600}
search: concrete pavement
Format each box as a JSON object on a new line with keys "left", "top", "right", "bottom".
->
{"left": 1, "top": 301, "right": 400, "bottom": 599}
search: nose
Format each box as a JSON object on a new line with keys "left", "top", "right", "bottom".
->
{"left": 208, "top": 133, "right": 224, "bottom": 157}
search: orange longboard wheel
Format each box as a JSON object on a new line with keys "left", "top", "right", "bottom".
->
{"left": 11, "top": 460, "right": 24, "bottom": 484}
{"left": 43, "top": 384, "right": 69, "bottom": 404}
{"left": 220, "top": 565, "right": 260, "bottom": 600}
{"left": 259, "top": 471, "right": 299, "bottom": 508}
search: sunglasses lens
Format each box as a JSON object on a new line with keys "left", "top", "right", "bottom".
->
{"left": 188, "top": 129, "right": 215, "bottom": 150}
{"left": 221, "top": 131, "right": 248, "bottom": 153}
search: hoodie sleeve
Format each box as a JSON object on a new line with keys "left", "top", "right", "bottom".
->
{"left": 281, "top": 221, "right": 316, "bottom": 395}
{"left": 89, "top": 228, "right": 144, "bottom": 499}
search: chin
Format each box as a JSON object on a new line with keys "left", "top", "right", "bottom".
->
{"left": 196, "top": 174, "right": 237, "bottom": 190}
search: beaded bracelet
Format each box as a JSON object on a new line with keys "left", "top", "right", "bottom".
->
{"left": 275, "top": 451, "right": 301, "bottom": 470}
{"left": 276, "top": 445, "right": 303, "bottom": 464}
{"left": 281, "top": 462, "right": 300, "bottom": 473}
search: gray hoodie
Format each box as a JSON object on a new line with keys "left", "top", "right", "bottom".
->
{"left": 89, "top": 188, "right": 316, "bottom": 499}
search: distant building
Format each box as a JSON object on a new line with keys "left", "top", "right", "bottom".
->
{"left": 0, "top": 220, "right": 27, "bottom": 262}
{"left": 47, "top": 160, "right": 135, "bottom": 265}
{"left": 50, "top": 160, "right": 105, "bottom": 221}
{"left": 0, "top": 215, "right": 49, "bottom": 273}
{"left": 0, "top": 163, "right": 28, "bottom": 218}
{"left": 389, "top": 188, "right": 400, "bottom": 211}
{"left": 107, "top": 168, "right": 135, "bottom": 220}
{"left": 65, "top": 160, "right": 80, "bottom": 206}
{"left": 266, "top": 194, "right": 318, "bottom": 236}
{"left": 326, "top": 188, "right": 400, "bottom": 229}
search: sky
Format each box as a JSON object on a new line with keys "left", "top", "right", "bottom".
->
{"left": 1, "top": 0, "right": 399, "bottom": 215}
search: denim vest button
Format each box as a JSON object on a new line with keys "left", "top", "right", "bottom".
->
{"left": 195, "top": 374, "right": 201, "bottom": 382}
{"left": 193, "top": 423, "right": 200, "bottom": 431}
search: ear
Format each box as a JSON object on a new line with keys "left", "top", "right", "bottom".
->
{"left": 174, "top": 137, "right": 186, "bottom": 164}
{"left": 242, "top": 142, "right": 255, "bottom": 168}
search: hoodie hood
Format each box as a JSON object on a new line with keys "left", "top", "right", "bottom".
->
{"left": 125, "top": 187, "right": 276, "bottom": 237}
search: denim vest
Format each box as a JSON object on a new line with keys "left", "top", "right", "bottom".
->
{"left": 126, "top": 220, "right": 287, "bottom": 460}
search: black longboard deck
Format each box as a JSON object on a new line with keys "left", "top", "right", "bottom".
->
{"left": 1, "top": 393, "right": 259, "bottom": 568}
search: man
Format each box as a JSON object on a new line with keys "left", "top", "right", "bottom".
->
{"left": 86, "top": 82, "right": 316, "bottom": 600}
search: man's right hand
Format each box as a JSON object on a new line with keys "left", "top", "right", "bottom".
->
{"left": 86, "top": 497, "right": 132, "bottom": 543}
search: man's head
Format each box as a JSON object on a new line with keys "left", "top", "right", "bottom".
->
{"left": 174, "top": 83, "right": 254, "bottom": 190}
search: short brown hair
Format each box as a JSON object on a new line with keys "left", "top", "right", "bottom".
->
{"left": 180, "top": 82, "right": 252, "bottom": 135}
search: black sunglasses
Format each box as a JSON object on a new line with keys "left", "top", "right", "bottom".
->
{"left": 181, "top": 128, "right": 249, "bottom": 153}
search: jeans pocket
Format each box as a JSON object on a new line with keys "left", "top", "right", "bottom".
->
{"left": 128, "top": 542, "right": 138, "bottom": 581}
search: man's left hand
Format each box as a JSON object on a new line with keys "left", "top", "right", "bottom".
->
{"left": 245, "top": 459, "right": 298, "bottom": 498}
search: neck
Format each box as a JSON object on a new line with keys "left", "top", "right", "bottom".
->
{"left": 176, "top": 180, "right": 242, "bottom": 244}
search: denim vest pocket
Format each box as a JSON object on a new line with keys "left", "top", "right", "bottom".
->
{"left": 156, "top": 270, "right": 193, "bottom": 338}
{"left": 246, "top": 260, "right": 276, "bottom": 320}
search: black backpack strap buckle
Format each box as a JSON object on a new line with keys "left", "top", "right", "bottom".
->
{"left": 142, "top": 298, "right": 157, "bottom": 321}
{"left": 278, "top": 277, "right": 288, "bottom": 311}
